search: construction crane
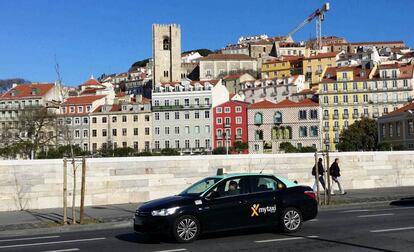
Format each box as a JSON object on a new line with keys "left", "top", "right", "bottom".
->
{"left": 286, "top": 2, "right": 330, "bottom": 50}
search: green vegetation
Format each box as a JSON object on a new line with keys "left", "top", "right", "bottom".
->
{"left": 336, "top": 118, "right": 378, "bottom": 151}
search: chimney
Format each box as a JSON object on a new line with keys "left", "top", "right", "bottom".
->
{"left": 12, "top": 83, "right": 18, "bottom": 88}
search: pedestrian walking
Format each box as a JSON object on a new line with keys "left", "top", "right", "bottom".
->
{"left": 329, "top": 158, "right": 346, "bottom": 195}
{"left": 312, "top": 158, "right": 326, "bottom": 191}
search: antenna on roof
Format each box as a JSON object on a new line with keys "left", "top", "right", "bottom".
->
{"left": 259, "top": 168, "right": 264, "bottom": 174}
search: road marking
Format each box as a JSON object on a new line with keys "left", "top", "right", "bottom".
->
{"left": 358, "top": 213, "right": 394, "bottom": 218}
{"left": 342, "top": 209, "right": 369, "bottom": 213}
{"left": 0, "top": 237, "right": 106, "bottom": 249}
{"left": 42, "top": 249, "right": 80, "bottom": 252}
{"left": 370, "top": 226, "right": 414, "bottom": 233}
{"left": 255, "top": 236, "right": 318, "bottom": 243}
{"left": 0, "top": 236, "right": 60, "bottom": 243}
{"left": 153, "top": 249, "right": 187, "bottom": 252}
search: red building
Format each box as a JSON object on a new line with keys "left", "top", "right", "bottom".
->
{"left": 213, "top": 100, "right": 249, "bottom": 154}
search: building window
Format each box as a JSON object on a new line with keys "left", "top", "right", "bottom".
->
{"left": 310, "top": 110, "right": 318, "bottom": 119}
{"left": 133, "top": 115, "right": 138, "bottom": 122}
{"left": 83, "top": 130, "right": 88, "bottom": 138}
{"left": 184, "top": 112, "right": 190, "bottom": 119}
{"left": 224, "top": 107, "right": 231, "bottom": 113}
{"left": 396, "top": 122, "right": 401, "bottom": 137}
{"left": 175, "top": 112, "right": 180, "bottom": 119}
{"left": 184, "top": 99, "right": 190, "bottom": 107}
{"left": 333, "top": 96, "right": 338, "bottom": 104}
{"left": 92, "top": 129, "right": 97, "bottom": 137}
{"left": 155, "top": 141, "right": 160, "bottom": 150}
{"left": 236, "top": 117, "right": 242, "bottom": 124}
{"left": 205, "top": 139, "right": 211, "bottom": 148}
{"left": 122, "top": 128, "right": 127, "bottom": 136}
{"left": 254, "top": 113, "right": 263, "bottom": 125}
{"left": 102, "top": 129, "right": 107, "bottom": 137}
{"left": 122, "top": 116, "right": 127, "bottom": 122}
{"left": 235, "top": 106, "right": 242, "bottom": 113}
{"left": 134, "top": 128, "right": 138, "bottom": 136}
{"left": 205, "top": 125, "right": 210, "bottom": 133}
{"left": 205, "top": 111, "right": 210, "bottom": 118}
{"left": 102, "top": 117, "right": 107, "bottom": 123}
{"left": 217, "top": 129, "right": 223, "bottom": 138}
{"left": 155, "top": 127, "right": 160, "bottom": 135}
{"left": 185, "top": 126, "right": 190, "bottom": 134}
{"left": 163, "top": 37, "right": 170, "bottom": 50}
{"left": 74, "top": 117, "right": 80, "bottom": 125}
{"left": 389, "top": 124, "right": 393, "bottom": 137}
{"left": 175, "top": 126, "right": 180, "bottom": 134}
{"left": 154, "top": 100, "right": 160, "bottom": 106}
{"left": 299, "top": 126, "right": 308, "bottom": 137}
{"left": 165, "top": 141, "right": 170, "bottom": 149}
{"left": 299, "top": 110, "right": 307, "bottom": 120}
{"left": 216, "top": 107, "right": 222, "bottom": 113}
{"left": 78, "top": 106, "right": 83, "bottom": 113}
{"left": 274, "top": 111, "right": 282, "bottom": 123}
{"left": 310, "top": 126, "right": 318, "bottom": 137}
{"left": 174, "top": 99, "right": 180, "bottom": 106}
{"left": 112, "top": 129, "right": 117, "bottom": 136}
{"left": 205, "top": 98, "right": 210, "bottom": 105}
{"left": 236, "top": 128, "right": 242, "bottom": 137}
{"left": 255, "top": 130, "right": 263, "bottom": 140}
{"left": 323, "top": 96, "right": 329, "bottom": 104}
{"left": 145, "top": 115, "right": 150, "bottom": 122}
{"left": 195, "top": 111, "right": 200, "bottom": 119}
{"left": 112, "top": 116, "right": 117, "bottom": 123}
{"left": 165, "top": 112, "right": 170, "bottom": 120}
{"left": 165, "top": 127, "right": 170, "bottom": 135}
{"left": 353, "top": 95, "right": 358, "bottom": 103}
{"left": 134, "top": 142, "right": 138, "bottom": 151}
{"left": 408, "top": 120, "right": 414, "bottom": 135}
{"left": 70, "top": 106, "right": 75, "bottom": 113}
{"left": 175, "top": 140, "right": 180, "bottom": 149}
{"left": 155, "top": 112, "right": 160, "bottom": 120}
{"left": 83, "top": 117, "right": 89, "bottom": 124}
{"left": 216, "top": 118, "right": 222, "bottom": 124}
{"left": 163, "top": 71, "right": 169, "bottom": 77}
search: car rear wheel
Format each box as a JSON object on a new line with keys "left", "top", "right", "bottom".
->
{"left": 280, "top": 207, "right": 302, "bottom": 233}
{"left": 172, "top": 215, "right": 200, "bottom": 243}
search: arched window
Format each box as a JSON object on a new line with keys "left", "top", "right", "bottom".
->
{"left": 254, "top": 112, "right": 263, "bottom": 125}
{"left": 286, "top": 126, "right": 292, "bottom": 139}
{"left": 163, "top": 37, "right": 170, "bottom": 50}
{"left": 274, "top": 111, "right": 282, "bottom": 124}
{"left": 271, "top": 127, "right": 280, "bottom": 140}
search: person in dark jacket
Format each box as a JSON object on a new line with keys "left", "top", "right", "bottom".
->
{"left": 329, "top": 158, "right": 346, "bottom": 195}
{"left": 312, "top": 158, "right": 326, "bottom": 191}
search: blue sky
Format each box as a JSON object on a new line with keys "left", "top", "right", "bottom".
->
{"left": 0, "top": 0, "right": 413, "bottom": 85}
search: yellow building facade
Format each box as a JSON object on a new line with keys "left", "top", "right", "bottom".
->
{"left": 319, "top": 64, "right": 414, "bottom": 151}
{"left": 303, "top": 52, "right": 337, "bottom": 86}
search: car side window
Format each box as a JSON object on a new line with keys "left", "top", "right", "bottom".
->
{"left": 207, "top": 177, "right": 250, "bottom": 198}
{"left": 251, "top": 176, "right": 284, "bottom": 193}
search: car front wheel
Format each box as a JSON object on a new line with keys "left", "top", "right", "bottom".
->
{"left": 280, "top": 207, "right": 302, "bottom": 233}
{"left": 172, "top": 215, "right": 200, "bottom": 243}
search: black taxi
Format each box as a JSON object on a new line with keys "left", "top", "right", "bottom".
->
{"left": 134, "top": 173, "right": 317, "bottom": 243}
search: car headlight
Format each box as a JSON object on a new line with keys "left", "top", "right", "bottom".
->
{"left": 151, "top": 207, "right": 179, "bottom": 216}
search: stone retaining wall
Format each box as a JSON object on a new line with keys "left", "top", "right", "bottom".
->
{"left": 1, "top": 151, "right": 413, "bottom": 211}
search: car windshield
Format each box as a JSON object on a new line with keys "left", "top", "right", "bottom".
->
{"left": 179, "top": 177, "right": 222, "bottom": 196}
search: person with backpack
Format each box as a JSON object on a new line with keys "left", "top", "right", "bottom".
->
{"left": 312, "top": 158, "right": 326, "bottom": 191}
{"left": 329, "top": 158, "right": 346, "bottom": 195}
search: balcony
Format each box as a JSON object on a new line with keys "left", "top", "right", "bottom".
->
{"left": 333, "top": 114, "right": 339, "bottom": 120}
{"left": 343, "top": 114, "right": 349, "bottom": 119}
{"left": 352, "top": 113, "right": 359, "bottom": 119}
{"left": 333, "top": 127, "right": 339, "bottom": 131}
{"left": 323, "top": 115, "right": 329, "bottom": 120}
{"left": 235, "top": 135, "right": 242, "bottom": 139}
{"left": 323, "top": 126, "right": 330, "bottom": 131}
{"left": 152, "top": 104, "right": 211, "bottom": 111}
{"left": 224, "top": 123, "right": 231, "bottom": 128}
{"left": 324, "top": 138, "right": 330, "bottom": 144}
{"left": 373, "top": 112, "right": 380, "bottom": 118}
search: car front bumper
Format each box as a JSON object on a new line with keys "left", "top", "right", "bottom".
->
{"left": 133, "top": 215, "right": 173, "bottom": 235}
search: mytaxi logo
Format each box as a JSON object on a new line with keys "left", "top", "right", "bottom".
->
{"left": 251, "top": 204, "right": 260, "bottom": 217}
{"left": 251, "top": 204, "right": 277, "bottom": 217}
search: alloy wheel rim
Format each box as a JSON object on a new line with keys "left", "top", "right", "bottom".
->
{"left": 283, "top": 210, "right": 300, "bottom": 230}
{"left": 177, "top": 218, "right": 197, "bottom": 241}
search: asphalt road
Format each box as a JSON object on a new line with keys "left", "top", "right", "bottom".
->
{"left": 1, "top": 201, "right": 414, "bottom": 252}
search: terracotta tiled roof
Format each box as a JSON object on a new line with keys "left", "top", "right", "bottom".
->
{"left": 199, "top": 54, "right": 255, "bottom": 61}
{"left": 115, "top": 92, "right": 126, "bottom": 97}
{"left": 0, "top": 83, "right": 55, "bottom": 100}
{"left": 63, "top": 95, "right": 106, "bottom": 105}
{"left": 223, "top": 74, "right": 242, "bottom": 80}
{"left": 386, "top": 102, "right": 414, "bottom": 116}
{"left": 297, "top": 88, "right": 317, "bottom": 95}
{"left": 83, "top": 78, "right": 101, "bottom": 86}
{"left": 322, "top": 66, "right": 372, "bottom": 82}
{"left": 159, "top": 80, "right": 220, "bottom": 87}
{"left": 305, "top": 52, "right": 337, "bottom": 60}
{"left": 216, "top": 99, "right": 250, "bottom": 108}
{"left": 249, "top": 98, "right": 318, "bottom": 109}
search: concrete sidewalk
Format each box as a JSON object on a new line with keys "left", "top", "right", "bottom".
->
{"left": 0, "top": 186, "right": 413, "bottom": 234}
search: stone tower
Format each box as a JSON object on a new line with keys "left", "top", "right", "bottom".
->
{"left": 152, "top": 24, "right": 182, "bottom": 85}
